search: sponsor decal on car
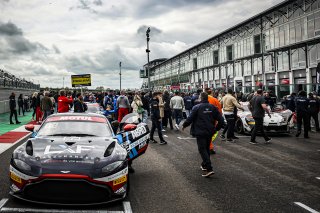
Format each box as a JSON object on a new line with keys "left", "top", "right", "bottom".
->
{"left": 129, "top": 134, "right": 149, "bottom": 149}
{"left": 113, "top": 175, "right": 127, "bottom": 186}
{"left": 94, "top": 167, "right": 128, "bottom": 182}
{"left": 46, "top": 116, "right": 106, "bottom": 123}
{"left": 43, "top": 145, "right": 95, "bottom": 155}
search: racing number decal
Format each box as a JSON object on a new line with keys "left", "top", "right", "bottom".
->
{"left": 113, "top": 175, "right": 127, "bottom": 186}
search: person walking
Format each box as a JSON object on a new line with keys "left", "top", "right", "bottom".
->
{"left": 31, "top": 92, "right": 38, "bottom": 121}
{"left": 162, "top": 91, "right": 173, "bottom": 130}
{"left": 74, "top": 93, "right": 88, "bottom": 113}
{"left": 285, "top": 92, "right": 296, "bottom": 112}
{"left": 116, "top": 90, "right": 131, "bottom": 122}
{"left": 17, "top": 94, "right": 25, "bottom": 116}
{"left": 249, "top": 89, "right": 272, "bottom": 144}
{"left": 35, "top": 91, "right": 44, "bottom": 123}
{"left": 220, "top": 89, "right": 244, "bottom": 142}
{"left": 57, "top": 90, "right": 73, "bottom": 113}
{"left": 131, "top": 92, "right": 144, "bottom": 120}
{"left": 150, "top": 92, "right": 167, "bottom": 145}
{"left": 41, "top": 91, "right": 53, "bottom": 120}
{"left": 183, "top": 92, "right": 193, "bottom": 118}
{"left": 9, "top": 92, "right": 21, "bottom": 124}
{"left": 295, "top": 90, "right": 310, "bottom": 138}
{"left": 170, "top": 91, "right": 184, "bottom": 130}
{"left": 308, "top": 92, "right": 320, "bottom": 132}
{"left": 182, "top": 92, "right": 224, "bottom": 177}
{"left": 140, "top": 92, "right": 150, "bottom": 123}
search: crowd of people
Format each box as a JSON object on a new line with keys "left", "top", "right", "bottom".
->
{"left": 8, "top": 87, "right": 320, "bottom": 177}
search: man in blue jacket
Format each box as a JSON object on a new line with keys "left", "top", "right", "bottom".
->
{"left": 182, "top": 92, "right": 224, "bottom": 177}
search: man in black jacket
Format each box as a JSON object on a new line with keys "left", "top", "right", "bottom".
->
{"left": 162, "top": 91, "right": 173, "bottom": 130}
{"left": 9, "top": 92, "right": 21, "bottom": 124}
{"left": 308, "top": 93, "right": 320, "bottom": 131}
{"left": 150, "top": 92, "right": 167, "bottom": 145}
{"left": 182, "top": 92, "right": 224, "bottom": 177}
{"left": 74, "top": 93, "right": 88, "bottom": 113}
{"left": 295, "top": 91, "right": 310, "bottom": 138}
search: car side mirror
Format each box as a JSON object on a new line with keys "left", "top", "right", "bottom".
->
{"left": 25, "top": 124, "right": 35, "bottom": 132}
{"left": 123, "top": 124, "right": 137, "bottom": 132}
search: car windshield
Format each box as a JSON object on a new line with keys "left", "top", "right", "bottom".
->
{"left": 37, "top": 121, "right": 112, "bottom": 137}
{"left": 87, "top": 104, "right": 101, "bottom": 113}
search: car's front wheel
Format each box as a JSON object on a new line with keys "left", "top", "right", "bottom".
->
{"left": 236, "top": 118, "right": 244, "bottom": 134}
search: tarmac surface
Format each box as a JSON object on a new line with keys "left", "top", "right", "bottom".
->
{"left": 0, "top": 124, "right": 319, "bottom": 213}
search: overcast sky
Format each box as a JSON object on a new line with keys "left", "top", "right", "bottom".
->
{"left": 0, "top": 0, "right": 283, "bottom": 89}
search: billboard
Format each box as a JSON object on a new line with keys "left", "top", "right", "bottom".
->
{"left": 71, "top": 74, "right": 91, "bottom": 87}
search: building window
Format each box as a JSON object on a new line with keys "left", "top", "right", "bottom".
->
{"left": 254, "top": 35, "right": 261, "bottom": 54}
{"left": 193, "top": 58, "right": 197, "bottom": 70}
{"left": 213, "top": 50, "right": 219, "bottom": 64}
{"left": 226, "top": 45, "right": 233, "bottom": 61}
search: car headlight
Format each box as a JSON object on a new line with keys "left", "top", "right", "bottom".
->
{"left": 13, "top": 159, "right": 31, "bottom": 172}
{"left": 102, "top": 161, "right": 123, "bottom": 173}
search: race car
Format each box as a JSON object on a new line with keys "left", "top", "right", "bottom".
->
{"left": 234, "top": 102, "right": 293, "bottom": 134}
{"left": 9, "top": 113, "right": 149, "bottom": 205}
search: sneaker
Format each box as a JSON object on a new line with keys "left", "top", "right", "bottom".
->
{"left": 232, "top": 136, "right": 239, "bottom": 139}
{"left": 210, "top": 149, "right": 216, "bottom": 154}
{"left": 16, "top": 121, "right": 21, "bottom": 124}
{"left": 162, "top": 129, "right": 166, "bottom": 132}
{"left": 220, "top": 134, "right": 225, "bottom": 140}
{"left": 10, "top": 122, "right": 14, "bottom": 124}
{"left": 174, "top": 124, "right": 180, "bottom": 130}
{"left": 150, "top": 139, "right": 158, "bottom": 143}
{"left": 296, "top": 131, "right": 301, "bottom": 137}
{"left": 226, "top": 138, "right": 234, "bottom": 143}
{"left": 200, "top": 165, "right": 207, "bottom": 171}
{"left": 202, "top": 170, "right": 215, "bottom": 177}
{"left": 159, "top": 141, "right": 167, "bottom": 145}
{"left": 265, "top": 138, "right": 272, "bottom": 144}
{"left": 249, "top": 141, "right": 258, "bottom": 145}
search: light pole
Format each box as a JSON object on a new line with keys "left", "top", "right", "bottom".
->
{"left": 119, "top": 61, "right": 122, "bottom": 91}
{"left": 146, "top": 27, "right": 151, "bottom": 91}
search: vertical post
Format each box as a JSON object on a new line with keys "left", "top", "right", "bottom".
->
{"left": 63, "top": 76, "right": 64, "bottom": 89}
{"left": 119, "top": 61, "right": 122, "bottom": 91}
{"left": 146, "top": 27, "right": 151, "bottom": 91}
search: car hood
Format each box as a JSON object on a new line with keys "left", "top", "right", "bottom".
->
{"left": 12, "top": 136, "right": 127, "bottom": 177}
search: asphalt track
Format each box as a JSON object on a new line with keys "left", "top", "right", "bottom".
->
{"left": 0, "top": 125, "right": 319, "bottom": 213}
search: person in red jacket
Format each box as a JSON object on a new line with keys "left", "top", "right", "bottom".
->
{"left": 58, "top": 90, "right": 73, "bottom": 113}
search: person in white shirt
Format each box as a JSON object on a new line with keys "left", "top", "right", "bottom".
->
{"left": 170, "top": 91, "right": 184, "bottom": 130}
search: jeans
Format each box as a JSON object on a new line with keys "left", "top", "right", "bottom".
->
{"left": 196, "top": 135, "right": 213, "bottom": 171}
{"left": 173, "top": 109, "right": 183, "bottom": 125}
{"left": 162, "top": 110, "right": 173, "bottom": 129}
{"left": 18, "top": 105, "right": 25, "bottom": 115}
{"left": 223, "top": 114, "right": 235, "bottom": 139}
{"left": 142, "top": 110, "right": 148, "bottom": 123}
{"left": 43, "top": 110, "right": 52, "bottom": 120}
{"left": 185, "top": 110, "right": 191, "bottom": 118}
{"left": 10, "top": 109, "right": 18, "bottom": 123}
{"left": 150, "top": 118, "right": 164, "bottom": 141}
{"left": 309, "top": 112, "right": 319, "bottom": 131}
{"left": 297, "top": 113, "right": 309, "bottom": 137}
{"left": 251, "top": 117, "right": 269, "bottom": 142}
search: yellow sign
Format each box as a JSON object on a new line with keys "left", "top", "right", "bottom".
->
{"left": 10, "top": 172, "right": 22, "bottom": 183}
{"left": 71, "top": 74, "right": 91, "bottom": 87}
{"left": 113, "top": 175, "right": 127, "bottom": 186}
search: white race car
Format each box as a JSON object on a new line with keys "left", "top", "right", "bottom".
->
{"left": 234, "top": 102, "right": 293, "bottom": 134}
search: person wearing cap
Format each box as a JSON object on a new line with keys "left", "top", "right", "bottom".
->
{"left": 295, "top": 90, "right": 310, "bottom": 138}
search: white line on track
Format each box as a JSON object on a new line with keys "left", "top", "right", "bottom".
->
{"left": 177, "top": 136, "right": 196, "bottom": 140}
{"left": 316, "top": 177, "right": 320, "bottom": 180}
{"left": 294, "top": 202, "right": 319, "bottom": 213}
{"left": 0, "top": 199, "right": 8, "bottom": 210}
{"left": 123, "top": 201, "right": 133, "bottom": 213}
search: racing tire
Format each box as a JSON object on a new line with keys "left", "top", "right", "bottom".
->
{"left": 235, "top": 118, "right": 244, "bottom": 134}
